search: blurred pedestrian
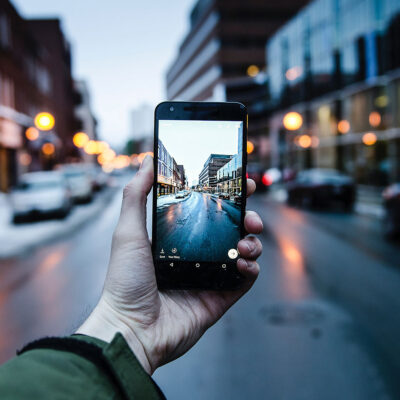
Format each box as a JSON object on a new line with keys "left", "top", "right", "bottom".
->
{"left": 0, "top": 156, "right": 263, "bottom": 399}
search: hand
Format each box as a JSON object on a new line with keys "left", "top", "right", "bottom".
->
{"left": 77, "top": 156, "right": 263, "bottom": 374}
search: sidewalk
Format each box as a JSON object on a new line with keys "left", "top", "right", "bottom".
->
{"left": 265, "top": 184, "right": 385, "bottom": 219}
{"left": 0, "top": 187, "right": 117, "bottom": 259}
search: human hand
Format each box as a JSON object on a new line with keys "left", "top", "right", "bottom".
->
{"left": 77, "top": 155, "right": 263, "bottom": 374}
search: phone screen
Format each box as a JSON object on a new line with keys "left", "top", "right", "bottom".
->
{"left": 155, "top": 119, "right": 244, "bottom": 266}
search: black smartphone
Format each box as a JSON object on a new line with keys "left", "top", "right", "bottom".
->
{"left": 152, "top": 101, "right": 247, "bottom": 290}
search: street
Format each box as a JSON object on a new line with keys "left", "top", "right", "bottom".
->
{"left": 156, "top": 192, "right": 240, "bottom": 261}
{"left": 0, "top": 181, "right": 399, "bottom": 399}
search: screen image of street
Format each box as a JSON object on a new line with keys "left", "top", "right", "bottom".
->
{"left": 156, "top": 120, "right": 243, "bottom": 262}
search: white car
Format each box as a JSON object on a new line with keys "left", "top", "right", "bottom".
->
{"left": 61, "top": 167, "right": 93, "bottom": 203}
{"left": 175, "top": 191, "right": 185, "bottom": 199}
{"left": 11, "top": 171, "right": 72, "bottom": 223}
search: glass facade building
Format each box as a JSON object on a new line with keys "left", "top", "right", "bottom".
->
{"left": 266, "top": 0, "right": 400, "bottom": 186}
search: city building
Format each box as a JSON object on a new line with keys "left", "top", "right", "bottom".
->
{"left": 266, "top": 0, "right": 400, "bottom": 186}
{"left": 215, "top": 123, "right": 243, "bottom": 194}
{"left": 157, "top": 139, "right": 186, "bottom": 195}
{"left": 73, "top": 80, "right": 98, "bottom": 163}
{"left": 166, "top": 0, "right": 309, "bottom": 137}
{"left": 0, "top": 0, "right": 77, "bottom": 191}
{"left": 198, "top": 154, "right": 232, "bottom": 191}
{"left": 27, "top": 18, "right": 76, "bottom": 163}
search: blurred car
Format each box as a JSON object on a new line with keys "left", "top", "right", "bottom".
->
{"left": 85, "top": 165, "right": 109, "bottom": 191}
{"left": 184, "top": 190, "right": 190, "bottom": 197}
{"left": 61, "top": 166, "right": 93, "bottom": 203}
{"left": 11, "top": 171, "right": 72, "bottom": 223}
{"left": 175, "top": 191, "right": 185, "bottom": 199}
{"left": 382, "top": 183, "right": 400, "bottom": 238}
{"left": 247, "top": 163, "right": 271, "bottom": 192}
{"left": 218, "top": 193, "right": 230, "bottom": 199}
{"left": 233, "top": 192, "right": 242, "bottom": 205}
{"left": 287, "top": 168, "right": 356, "bottom": 210}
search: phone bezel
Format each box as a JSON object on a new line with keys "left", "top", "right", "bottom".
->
{"left": 152, "top": 101, "right": 248, "bottom": 290}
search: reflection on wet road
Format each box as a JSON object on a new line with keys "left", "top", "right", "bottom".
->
{"left": 0, "top": 191, "right": 399, "bottom": 399}
{"left": 156, "top": 192, "right": 240, "bottom": 261}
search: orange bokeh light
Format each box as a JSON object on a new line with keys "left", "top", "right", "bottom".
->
{"left": 84, "top": 140, "right": 99, "bottom": 155}
{"left": 25, "top": 127, "right": 39, "bottom": 141}
{"left": 73, "top": 132, "right": 89, "bottom": 148}
{"left": 338, "top": 120, "right": 350, "bottom": 134}
{"left": 369, "top": 111, "right": 381, "bottom": 127}
{"left": 283, "top": 112, "right": 303, "bottom": 131}
{"left": 362, "top": 132, "right": 377, "bottom": 146}
{"left": 42, "top": 142, "right": 55, "bottom": 156}
{"left": 247, "top": 65, "right": 259, "bottom": 77}
{"left": 247, "top": 141, "right": 255, "bottom": 154}
{"left": 298, "top": 135, "right": 312, "bottom": 148}
{"left": 34, "top": 112, "right": 55, "bottom": 131}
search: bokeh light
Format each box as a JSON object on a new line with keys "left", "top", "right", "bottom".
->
{"left": 283, "top": 112, "right": 303, "bottom": 131}
{"left": 25, "top": 127, "right": 39, "bottom": 141}
{"left": 362, "top": 132, "right": 377, "bottom": 146}
{"left": 73, "top": 132, "right": 89, "bottom": 148}
{"left": 34, "top": 112, "right": 55, "bottom": 131}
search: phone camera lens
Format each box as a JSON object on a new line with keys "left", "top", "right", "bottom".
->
{"left": 170, "top": 106, "right": 174, "bottom": 112}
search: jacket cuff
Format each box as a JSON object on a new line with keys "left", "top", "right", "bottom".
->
{"left": 72, "top": 333, "right": 165, "bottom": 399}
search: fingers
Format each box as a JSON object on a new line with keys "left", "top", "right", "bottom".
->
{"left": 244, "top": 210, "right": 263, "bottom": 234}
{"left": 246, "top": 179, "right": 256, "bottom": 197}
{"left": 236, "top": 259, "right": 260, "bottom": 284}
{"left": 237, "top": 236, "right": 262, "bottom": 260}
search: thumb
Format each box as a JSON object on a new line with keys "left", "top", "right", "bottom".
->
{"left": 116, "top": 155, "right": 154, "bottom": 242}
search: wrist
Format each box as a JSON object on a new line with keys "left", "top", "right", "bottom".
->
{"left": 76, "top": 297, "right": 153, "bottom": 375}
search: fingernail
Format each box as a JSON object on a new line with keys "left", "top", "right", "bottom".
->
{"left": 246, "top": 241, "right": 255, "bottom": 252}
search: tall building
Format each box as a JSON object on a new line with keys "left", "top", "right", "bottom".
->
{"left": 198, "top": 154, "right": 232, "bottom": 190}
{"left": 73, "top": 80, "right": 98, "bottom": 162}
{"left": 266, "top": 0, "right": 400, "bottom": 186}
{"left": 0, "top": 0, "right": 78, "bottom": 191}
{"left": 166, "top": 0, "right": 309, "bottom": 136}
{"left": 0, "top": 0, "right": 52, "bottom": 191}
{"left": 27, "top": 18, "right": 76, "bottom": 162}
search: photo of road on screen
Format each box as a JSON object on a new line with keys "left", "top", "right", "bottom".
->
{"left": 155, "top": 120, "right": 244, "bottom": 263}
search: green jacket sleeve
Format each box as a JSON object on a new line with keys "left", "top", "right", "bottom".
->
{"left": 0, "top": 333, "right": 165, "bottom": 400}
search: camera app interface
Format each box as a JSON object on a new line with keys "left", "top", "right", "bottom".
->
{"left": 156, "top": 120, "right": 243, "bottom": 264}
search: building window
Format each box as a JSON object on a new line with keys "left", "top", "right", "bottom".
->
{"left": 0, "top": 14, "right": 11, "bottom": 48}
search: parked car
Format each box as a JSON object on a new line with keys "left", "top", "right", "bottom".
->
{"left": 85, "top": 164, "right": 109, "bottom": 191}
{"left": 382, "top": 183, "right": 400, "bottom": 238}
{"left": 287, "top": 168, "right": 356, "bottom": 210}
{"left": 233, "top": 192, "right": 242, "bottom": 205}
{"left": 175, "top": 191, "right": 185, "bottom": 199}
{"left": 11, "top": 171, "right": 72, "bottom": 223}
{"left": 61, "top": 166, "right": 93, "bottom": 203}
{"left": 184, "top": 190, "right": 190, "bottom": 197}
{"left": 218, "top": 193, "right": 230, "bottom": 200}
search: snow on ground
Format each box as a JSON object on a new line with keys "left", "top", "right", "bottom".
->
{"left": 157, "top": 193, "right": 191, "bottom": 208}
{"left": 0, "top": 188, "right": 117, "bottom": 259}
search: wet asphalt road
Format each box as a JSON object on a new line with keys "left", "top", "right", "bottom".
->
{"left": 156, "top": 192, "right": 240, "bottom": 261}
{"left": 0, "top": 180, "right": 399, "bottom": 399}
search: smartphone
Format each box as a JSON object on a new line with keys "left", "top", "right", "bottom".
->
{"left": 152, "top": 101, "right": 247, "bottom": 290}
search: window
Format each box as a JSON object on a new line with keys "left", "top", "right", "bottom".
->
{"left": 0, "top": 14, "right": 11, "bottom": 48}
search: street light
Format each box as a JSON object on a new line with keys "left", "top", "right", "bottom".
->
{"left": 34, "top": 112, "right": 55, "bottom": 131}
{"left": 247, "top": 65, "right": 259, "bottom": 77}
{"left": 25, "top": 127, "right": 39, "bottom": 141}
{"left": 369, "top": 112, "right": 381, "bottom": 128}
{"left": 42, "top": 142, "right": 55, "bottom": 156}
{"left": 73, "top": 132, "right": 89, "bottom": 148}
{"left": 283, "top": 112, "right": 303, "bottom": 131}
{"left": 298, "top": 135, "right": 312, "bottom": 148}
{"left": 362, "top": 132, "right": 377, "bottom": 146}
{"left": 84, "top": 140, "right": 100, "bottom": 155}
{"left": 338, "top": 120, "right": 350, "bottom": 134}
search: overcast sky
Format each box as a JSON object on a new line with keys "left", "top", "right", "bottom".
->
{"left": 159, "top": 120, "right": 242, "bottom": 186}
{"left": 13, "top": 0, "right": 194, "bottom": 148}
